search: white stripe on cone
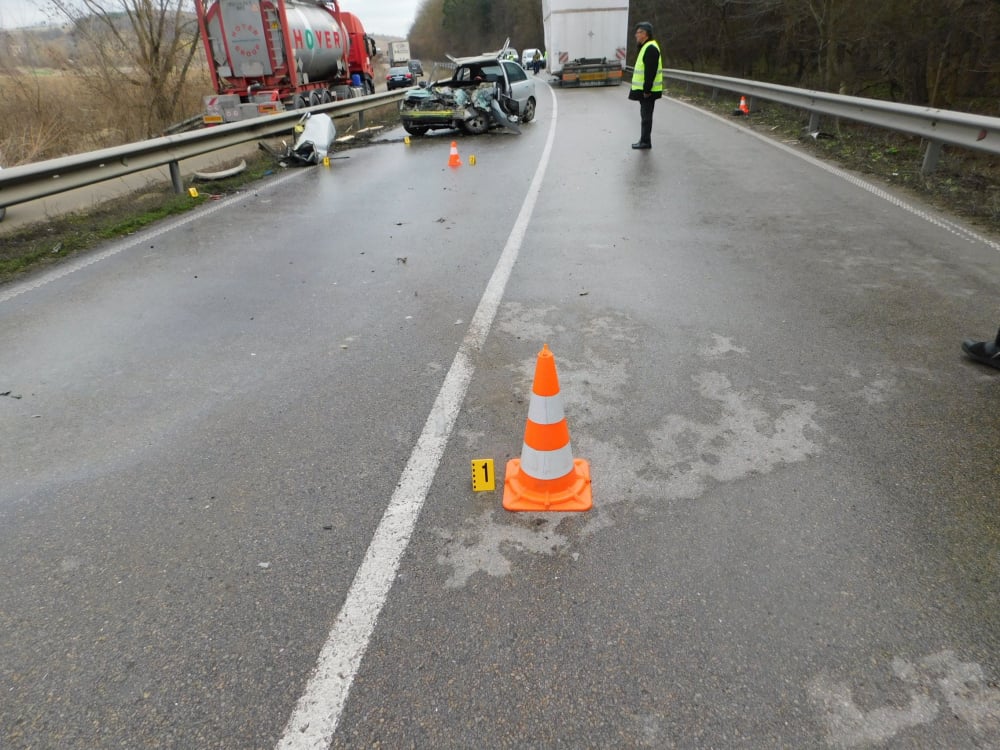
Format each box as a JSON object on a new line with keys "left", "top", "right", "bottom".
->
{"left": 527, "top": 393, "right": 565, "bottom": 425}
{"left": 520, "top": 443, "right": 575, "bottom": 481}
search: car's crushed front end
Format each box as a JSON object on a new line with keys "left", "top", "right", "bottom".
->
{"left": 398, "top": 52, "right": 528, "bottom": 137}
{"left": 400, "top": 81, "right": 519, "bottom": 136}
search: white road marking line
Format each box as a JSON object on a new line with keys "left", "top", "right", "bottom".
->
{"left": 275, "top": 84, "right": 560, "bottom": 750}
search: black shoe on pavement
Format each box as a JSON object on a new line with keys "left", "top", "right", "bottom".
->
{"left": 962, "top": 327, "right": 1000, "bottom": 370}
{"left": 631, "top": 142, "right": 652, "bottom": 149}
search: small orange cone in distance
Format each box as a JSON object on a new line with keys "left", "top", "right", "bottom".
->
{"left": 448, "top": 140, "right": 462, "bottom": 167}
{"left": 739, "top": 95, "right": 749, "bottom": 115}
{"left": 503, "top": 344, "right": 592, "bottom": 512}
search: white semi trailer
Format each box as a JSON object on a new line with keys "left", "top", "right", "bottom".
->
{"left": 542, "top": 0, "right": 629, "bottom": 86}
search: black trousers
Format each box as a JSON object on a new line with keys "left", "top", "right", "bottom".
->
{"left": 639, "top": 96, "right": 656, "bottom": 144}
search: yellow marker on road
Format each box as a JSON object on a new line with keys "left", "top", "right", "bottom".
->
{"left": 471, "top": 459, "right": 496, "bottom": 491}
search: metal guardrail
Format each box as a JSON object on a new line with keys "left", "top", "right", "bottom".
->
{"left": 663, "top": 70, "right": 1000, "bottom": 174}
{"left": 5, "top": 72, "right": 998, "bottom": 210}
{"left": 0, "top": 89, "right": 407, "bottom": 210}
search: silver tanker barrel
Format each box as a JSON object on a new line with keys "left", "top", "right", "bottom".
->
{"left": 283, "top": 1, "right": 351, "bottom": 83}
{"left": 206, "top": 0, "right": 350, "bottom": 87}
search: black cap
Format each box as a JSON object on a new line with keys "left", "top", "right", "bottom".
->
{"left": 635, "top": 21, "right": 653, "bottom": 35}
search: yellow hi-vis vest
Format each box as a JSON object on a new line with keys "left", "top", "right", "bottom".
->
{"left": 631, "top": 40, "right": 663, "bottom": 92}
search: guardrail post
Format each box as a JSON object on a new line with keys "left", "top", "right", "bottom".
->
{"left": 808, "top": 111, "right": 821, "bottom": 133}
{"left": 359, "top": 110, "right": 366, "bottom": 129}
{"left": 169, "top": 161, "right": 183, "bottom": 194}
{"left": 921, "top": 141, "right": 942, "bottom": 175}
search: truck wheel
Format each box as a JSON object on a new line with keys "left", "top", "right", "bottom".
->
{"left": 403, "top": 124, "right": 428, "bottom": 136}
{"left": 463, "top": 113, "right": 489, "bottom": 135}
{"left": 365, "top": 78, "right": 375, "bottom": 95}
{"left": 293, "top": 94, "right": 308, "bottom": 110}
{"left": 521, "top": 97, "right": 536, "bottom": 123}
{"left": 0, "top": 206, "right": 5, "bottom": 222}
{"left": 309, "top": 90, "right": 322, "bottom": 107}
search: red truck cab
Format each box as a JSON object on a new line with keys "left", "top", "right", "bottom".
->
{"left": 340, "top": 11, "right": 378, "bottom": 95}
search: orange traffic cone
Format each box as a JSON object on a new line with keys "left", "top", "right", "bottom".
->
{"left": 739, "top": 95, "right": 749, "bottom": 115}
{"left": 503, "top": 344, "right": 592, "bottom": 512}
{"left": 448, "top": 140, "right": 462, "bottom": 167}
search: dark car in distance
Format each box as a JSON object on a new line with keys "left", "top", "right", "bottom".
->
{"left": 386, "top": 66, "right": 414, "bottom": 91}
{"left": 408, "top": 59, "right": 424, "bottom": 75}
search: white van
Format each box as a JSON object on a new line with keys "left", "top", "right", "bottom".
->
{"left": 521, "top": 48, "right": 542, "bottom": 69}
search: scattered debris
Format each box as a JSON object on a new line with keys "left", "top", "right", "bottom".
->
{"left": 193, "top": 160, "right": 247, "bottom": 181}
{"left": 258, "top": 112, "right": 339, "bottom": 167}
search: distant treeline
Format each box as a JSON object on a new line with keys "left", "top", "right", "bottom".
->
{"left": 409, "top": 0, "right": 1000, "bottom": 112}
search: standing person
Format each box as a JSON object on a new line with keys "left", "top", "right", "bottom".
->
{"left": 532, "top": 51, "right": 541, "bottom": 75}
{"left": 628, "top": 21, "right": 662, "bottom": 150}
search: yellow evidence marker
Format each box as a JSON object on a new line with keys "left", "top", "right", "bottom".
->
{"left": 471, "top": 459, "right": 496, "bottom": 492}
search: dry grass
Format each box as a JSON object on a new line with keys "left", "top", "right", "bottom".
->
{"left": 0, "top": 66, "right": 215, "bottom": 165}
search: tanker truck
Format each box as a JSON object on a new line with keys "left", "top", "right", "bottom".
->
{"left": 195, "top": 0, "right": 378, "bottom": 124}
{"left": 542, "top": 0, "right": 628, "bottom": 87}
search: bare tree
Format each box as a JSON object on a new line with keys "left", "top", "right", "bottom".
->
{"left": 45, "top": 0, "right": 201, "bottom": 137}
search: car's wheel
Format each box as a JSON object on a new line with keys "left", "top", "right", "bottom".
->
{"left": 463, "top": 112, "right": 489, "bottom": 135}
{"left": 521, "top": 97, "right": 536, "bottom": 123}
{"left": 403, "top": 124, "right": 429, "bottom": 136}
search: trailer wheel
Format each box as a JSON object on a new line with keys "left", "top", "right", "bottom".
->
{"left": 521, "top": 97, "right": 536, "bottom": 123}
{"left": 309, "top": 90, "right": 323, "bottom": 107}
{"left": 321, "top": 89, "right": 333, "bottom": 104}
{"left": 365, "top": 78, "right": 375, "bottom": 95}
{"left": 293, "top": 94, "right": 308, "bottom": 110}
{"left": 403, "top": 124, "right": 428, "bottom": 136}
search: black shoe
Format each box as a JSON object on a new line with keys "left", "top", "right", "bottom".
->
{"left": 631, "top": 141, "right": 651, "bottom": 149}
{"left": 962, "top": 333, "right": 1000, "bottom": 370}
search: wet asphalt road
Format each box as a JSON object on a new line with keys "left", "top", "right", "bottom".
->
{"left": 2, "top": 80, "right": 1000, "bottom": 749}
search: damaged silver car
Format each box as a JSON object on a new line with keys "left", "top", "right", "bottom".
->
{"left": 399, "top": 50, "right": 536, "bottom": 137}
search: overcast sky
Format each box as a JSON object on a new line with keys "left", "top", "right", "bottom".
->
{"left": 0, "top": 0, "right": 420, "bottom": 37}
